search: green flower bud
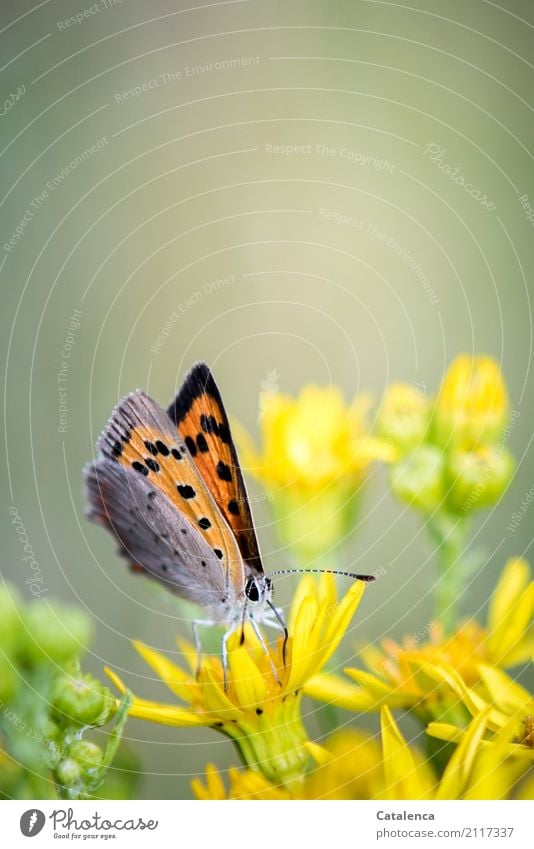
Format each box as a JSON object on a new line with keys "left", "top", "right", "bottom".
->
{"left": 55, "top": 757, "right": 82, "bottom": 787}
{"left": 390, "top": 446, "right": 445, "bottom": 513}
{"left": 45, "top": 739, "right": 65, "bottom": 770}
{"left": 22, "top": 602, "right": 92, "bottom": 666}
{"left": 52, "top": 673, "right": 114, "bottom": 727}
{"left": 446, "top": 446, "right": 515, "bottom": 513}
{"left": 377, "top": 383, "right": 430, "bottom": 455}
{"left": 69, "top": 740, "right": 103, "bottom": 776}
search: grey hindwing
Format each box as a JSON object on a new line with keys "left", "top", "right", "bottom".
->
{"left": 85, "top": 457, "right": 226, "bottom": 607}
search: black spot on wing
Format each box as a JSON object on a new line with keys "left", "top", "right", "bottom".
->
{"left": 185, "top": 435, "right": 198, "bottom": 456}
{"left": 132, "top": 461, "right": 148, "bottom": 476}
{"left": 216, "top": 460, "right": 232, "bottom": 482}
{"left": 177, "top": 484, "right": 195, "bottom": 499}
{"left": 196, "top": 433, "right": 209, "bottom": 453}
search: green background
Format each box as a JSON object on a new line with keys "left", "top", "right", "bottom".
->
{"left": 1, "top": 0, "right": 533, "bottom": 798}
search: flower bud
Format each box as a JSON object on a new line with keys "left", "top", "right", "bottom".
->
{"left": 69, "top": 740, "right": 103, "bottom": 776}
{"left": 390, "top": 446, "right": 445, "bottom": 512}
{"left": 446, "top": 446, "right": 515, "bottom": 513}
{"left": 52, "top": 673, "right": 114, "bottom": 727}
{"left": 55, "top": 757, "right": 82, "bottom": 787}
{"left": 22, "top": 602, "right": 92, "bottom": 666}
{"left": 377, "top": 383, "right": 430, "bottom": 455}
{"left": 434, "top": 355, "right": 509, "bottom": 448}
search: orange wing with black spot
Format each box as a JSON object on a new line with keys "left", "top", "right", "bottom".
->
{"left": 167, "top": 362, "right": 264, "bottom": 575}
{"left": 85, "top": 390, "right": 245, "bottom": 597}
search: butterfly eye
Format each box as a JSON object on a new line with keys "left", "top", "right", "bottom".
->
{"left": 245, "top": 577, "right": 260, "bottom": 602}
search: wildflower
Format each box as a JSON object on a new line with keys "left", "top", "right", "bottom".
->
{"left": 305, "top": 558, "right": 533, "bottom": 717}
{"left": 233, "top": 385, "right": 392, "bottom": 562}
{"left": 433, "top": 355, "right": 509, "bottom": 448}
{"left": 377, "top": 383, "right": 431, "bottom": 455}
{"left": 106, "top": 575, "right": 367, "bottom": 787}
{"left": 192, "top": 707, "right": 519, "bottom": 800}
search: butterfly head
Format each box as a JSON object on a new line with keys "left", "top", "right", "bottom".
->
{"left": 244, "top": 574, "right": 272, "bottom": 607}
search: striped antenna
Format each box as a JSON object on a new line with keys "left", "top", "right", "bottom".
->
{"left": 267, "top": 568, "right": 376, "bottom": 582}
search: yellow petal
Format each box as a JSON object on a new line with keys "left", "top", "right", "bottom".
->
{"left": 288, "top": 575, "right": 318, "bottom": 634}
{"left": 191, "top": 763, "right": 226, "bottom": 800}
{"left": 133, "top": 641, "right": 191, "bottom": 701}
{"left": 436, "top": 710, "right": 490, "bottom": 799}
{"left": 478, "top": 664, "right": 532, "bottom": 714}
{"left": 426, "top": 722, "right": 464, "bottom": 743}
{"left": 380, "top": 706, "right": 434, "bottom": 800}
{"left": 127, "top": 700, "right": 207, "bottom": 727}
{"left": 198, "top": 666, "right": 241, "bottom": 720}
{"left": 305, "top": 672, "right": 378, "bottom": 710}
{"left": 488, "top": 558, "right": 530, "bottom": 631}
{"left": 287, "top": 593, "right": 321, "bottom": 689}
{"left": 464, "top": 717, "right": 527, "bottom": 800}
{"left": 305, "top": 741, "right": 332, "bottom": 765}
{"left": 104, "top": 666, "right": 127, "bottom": 694}
{"left": 229, "top": 645, "right": 268, "bottom": 707}
{"left": 322, "top": 580, "right": 365, "bottom": 661}
{"left": 487, "top": 559, "right": 534, "bottom": 664}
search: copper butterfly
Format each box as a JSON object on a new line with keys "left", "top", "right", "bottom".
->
{"left": 84, "top": 362, "right": 373, "bottom": 684}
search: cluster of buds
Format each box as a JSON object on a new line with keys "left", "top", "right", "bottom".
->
{"left": 0, "top": 583, "right": 130, "bottom": 800}
{"left": 378, "top": 356, "right": 515, "bottom": 516}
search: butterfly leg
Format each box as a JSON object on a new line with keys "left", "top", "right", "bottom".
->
{"left": 221, "top": 625, "right": 236, "bottom": 692}
{"left": 249, "top": 618, "right": 282, "bottom": 686}
{"left": 192, "top": 619, "right": 218, "bottom": 678}
{"left": 265, "top": 600, "right": 289, "bottom": 666}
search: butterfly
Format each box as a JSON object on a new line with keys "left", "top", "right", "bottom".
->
{"left": 84, "top": 362, "right": 287, "bottom": 685}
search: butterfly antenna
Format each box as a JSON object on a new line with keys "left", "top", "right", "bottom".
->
{"left": 267, "top": 568, "right": 376, "bottom": 582}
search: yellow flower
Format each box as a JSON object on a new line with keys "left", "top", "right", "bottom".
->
{"left": 234, "top": 385, "right": 393, "bottom": 561}
{"left": 305, "top": 558, "right": 533, "bottom": 716}
{"left": 427, "top": 663, "right": 534, "bottom": 763}
{"left": 377, "top": 383, "right": 431, "bottom": 455}
{"left": 434, "top": 355, "right": 509, "bottom": 448}
{"left": 106, "top": 574, "right": 367, "bottom": 787}
{"left": 192, "top": 707, "right": 519, "bottom": 800}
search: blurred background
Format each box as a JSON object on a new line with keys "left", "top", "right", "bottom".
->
{"left": 1, "top": 0, "right": 533, "bottom": 798}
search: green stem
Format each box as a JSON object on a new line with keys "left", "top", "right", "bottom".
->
{"left": 426, "top": 512, "right": 470, "bottom": 633}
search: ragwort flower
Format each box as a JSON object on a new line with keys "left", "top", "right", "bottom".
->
{"left": 233, "top": 385, "right": 392, "bottom": 562}
{"left": 305, "top": 558, "right": 533, "bottom": 718}
{"left": 106, "top": 575, "right": 367, "bottom": 788}
{"left": 433, "top": 354, "right": 509, "bottom": 448}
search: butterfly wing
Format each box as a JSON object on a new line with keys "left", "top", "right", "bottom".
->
{"left": 85, "top": 459, "right": 227, "bottom": 607}
{"left": 84, "top": 390, "right": 245, "bottom": 603}
{"left": 167, "top": 363, "right": 263, "bottom": 575}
